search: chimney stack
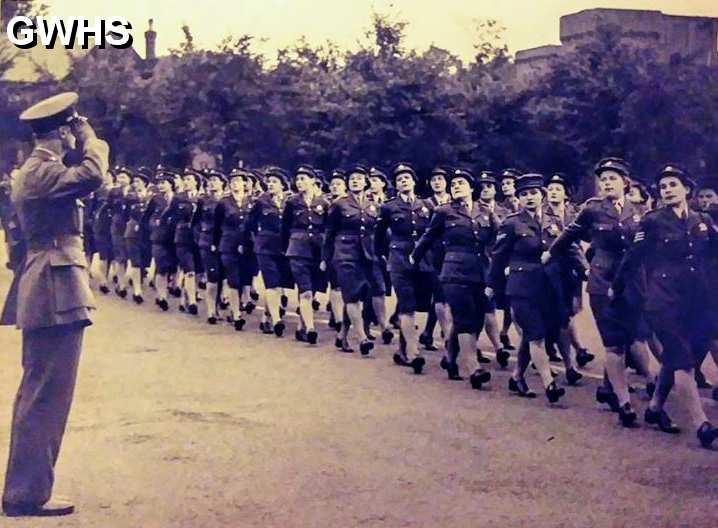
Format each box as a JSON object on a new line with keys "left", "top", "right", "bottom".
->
{"left": 145, "top": 18, "right": 157, "bottom": 61}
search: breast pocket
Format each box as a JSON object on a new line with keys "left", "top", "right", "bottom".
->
{"left": 48, "top": 242, "right": 94, "bottom": 313}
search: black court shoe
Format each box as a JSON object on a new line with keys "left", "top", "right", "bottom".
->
{"left": 393, "top": 352, "right": 410, "bottom": 366}
{"left": 3, "top": 499, "right": 75, "bottom": 517}
{"left": 218, "top": 299, "right": 230, "bottom": 311}
{"left": 546, "top": 344, "right": 562, "bottom": 363}
{"left": 508, "top": 377, "right": 536, "bottom": 398}
{"left": 198, "top": 280, "right": 207, "bottom": 290}
{"left": 250, "top": 290, "right": 259, "bottom": 301}
{"left": 274, "top": 321, "right": 286, "bottom": 337}
{"left": 645, "top": 381, "right": 656, "bottom": 399}
{"left": 312, "top": 299, "right": 321, "bottom": 311}
{"left": 341, "top": 337, "right": 354, "bottom": 353}
{"left": 596, "top": 386, "right": 620, "bottom": 412}
{"left": 99, "top": 284, "right": 110, "bottom": 295}
{"left": 260, "top": 321, "right": 274, "bottom": 334}
{"left": 335, "top": 336, "right": 343, "bottom": 349}
{"left": 545, "top": 382, "right": 565, "bottom": 404}
{"left": 389, "top": 312, "right": 400, "bottom": 330}
{"left": 697, "top": 422, "right": 718, "bottom": 449}
{"left": 170, "top": 287, "right": 182, "bottom": 298}
{"left": 115, "top": 287, "right": 128, "bottom": 299}
{"left": 359, "top": 340, "right": 374, "bottom": 356}
{"left": 565, "top": 368, "right": 583, "bottom": 386}
{"left": 644, "top": 408, "right": 681, "bottom": 434}
{"left": 576, "top": 348, "right": 595, "bottom": 368}
{"left": 476, "top": 350, "right": 491, "bottom": 364}
{"left": 281, "top": 294, "right": 288, "bottom": 308}
{"left": 306, "top": 330, "right": 318, "bottom": 345}
{"left": 381, "top": 329, "right": 394, "bottom": 345}
{"left": 234, "top": 318, "right": 246, "bottom": 331}
{"left": 132, "top": 294, "right": 144, "bottom": 305}
{"left": 410, "top": 357, "right": 426, "bottom": 375}
{"left": 419, "top": 333, "right": 438, "bottom": 351}
{"left": 188, "top": 304, "right": 198, "bottom": 315}
{"left": 618, "top": 402, "right": 638, "bottom": 428}
{"left": 446, "top": 363, "right": 463, "bottom": 381}
{"left": 500, "top": 334, "right": 515, "bottom": 351}
{"left": 179, "top": 304, "right": 186, "bottom": 312}
{"left": 295, "top": 329, "right": 307, "bottom": 342}
{"left": 496, "top": 348, "right": 510, "bottom": 369}
{"left": 157, "top": 298, "right": 169, "bottom": 311}
{"left": 244, "top": 301, "right": 256, "bottom": 315}
{"left": 469, "top": 368, "right": 491, "bottom": 390}
{"left": 207, "top": 316, "right": 218, "bottom": 325}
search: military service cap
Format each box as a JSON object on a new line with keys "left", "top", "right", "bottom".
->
{"left": 656, "top": 163, "right": 695, "bottom": 190}
{"left": 500, "top": 168, "right": 521, "bottom": 181}
{"left": 595, "top": 157, "right": 631, "bottom": 177}
{"left": 449, "top": 168, "right": 475, "bottom": 187}
{"left": 477, "top": 171, "right": 498, "bottom": 186}
{"left": 515, "top": 173, "right": 545, "bottom": 194}
{"left": 392, "top": 162, "right": 417, "bottom": 183}
{"left": 20, "top": 92, "right": 82, "bottom": 134}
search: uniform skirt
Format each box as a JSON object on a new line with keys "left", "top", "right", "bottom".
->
{"left": 221, "top": 253, "right": 255, "bottom": 290}
{"left": 126, "top": 237, "right": 150, "bottom": 269}
{"left": 256, "top": 254, "right": 294, "bottom": 290}
{"left": 176, "top": 244, "right": 198, "bottom": 274}
{"left": 199, "top": 248, "right": 223, "bottom": 283}
{"left": 589, "top": 294, "right": 636, "bottom": 349}
{"left": 442, "top": 281, "right": 488, "bottom": 335}
{"left": 510, "top": 294, "right": 563, "bottom": 342}
{"left": 647, "top": 307, "right": 711, "bottom": 371}
{"left": 95, "top": 234, "right": 113, "bottom": 262}
{"left": 289, "top": 258, "right": 327, "bottom": 294}
{"left": 390, "top": 269, "right": 434, "bottom": 314}
{"left": 334, "top": 259, "right": 386, "bottom": 303}
{"left": 111, "top": 230, "right": 128, "bottom": 264}
{"left": 151, "top": 242, "right": 177, "bottom": 275}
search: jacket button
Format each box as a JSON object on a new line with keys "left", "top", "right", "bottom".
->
{"left": 689, "top": 242, "right": 693, "bottom": 247}
{"left": 664, "top": 239, "right": 669, "bottom": 243}
{"left": 661, "top": 273, "right": 667, "bottom": 278}
{"left": 690, "top": 267, "right": 695, "bottom": 272}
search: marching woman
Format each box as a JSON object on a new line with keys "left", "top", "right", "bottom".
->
{"left": 146, "top": 168, "right": 179, "bottom": 311}
{"left": 281, "top": 165, "right": 330, "bottom": 344}
{"left": 91, "top": 175, "right": 114, "bottom": 294}
{"left": 108, "top": 167, "right": 133, "bottom": 298}
{"left": 173, "top": 168, "right": 203, "bottom": 315}
{"left": 124, "top": 168, "right": 152, "bottom": 304}
{"left": 375, "top": 163, "right": 433, "bottom": 374}
{"left": 487, "top": 174, "right": 569, "bottom": 403}
{"left": 322, "top": 165, "right": 390, "bottom": 355}
{"left": 550, "top": 158, "right": 653, "bottom": 424}
{"left": 325, "top": 169, "right": 351, "bottom": 350}
{"left": 612, "top": 164, "right": 718, "bottom": 448}
{"left": 247, "top": 166, "right": 294, "bottom": 337}
{"left": 216, "top": 169, "right": 254, "bottom": 331}
{"left": 196, "top": 169, "right": 226, "bottom": 324}
{"left": 411, "top": 168, "right": 497, "bottom": 389}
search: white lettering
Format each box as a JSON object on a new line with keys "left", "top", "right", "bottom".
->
{"left": 7, "top": 16, "right": 35, "bottom": 48}
{"left": 78, "top": 16, "right": 104, "bottom": 48}
{"left": 105, "top": 17, "right": 133, "bottom": 47}
{"left": 36, "top": 16, "right": 78, "bottom": 48}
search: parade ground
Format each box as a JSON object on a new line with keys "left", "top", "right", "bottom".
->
{"left": 1, "top": 259, "right": 717, "bottom": 527}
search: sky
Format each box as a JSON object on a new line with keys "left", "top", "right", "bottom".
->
{"left": 37, "top": 1, "right": 718, "bottom": 61}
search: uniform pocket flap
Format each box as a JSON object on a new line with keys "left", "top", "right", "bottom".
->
{"left": 49, "top": 242, "right": 87, "bottom": 268}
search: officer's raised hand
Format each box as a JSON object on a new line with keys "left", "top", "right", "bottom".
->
{"left": 70, "top": 116, "right": 97, "bottom": 144}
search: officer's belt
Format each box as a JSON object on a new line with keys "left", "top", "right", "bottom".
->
{"left": 291, "top": 229, "right": 325, "bottom": 234}
{"left": 26, "top": 234, "right": 82, "bottom": 251}
{"left": 444, "top": 246, "right": 481, "bottom": 254}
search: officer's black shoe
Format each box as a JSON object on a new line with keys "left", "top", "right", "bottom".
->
{"left": 381, "top": 329, "right": 394, "bottom": 345}
{"left": 99, "top": 285, "right": 110, "bottom": 295}
{"left": 496, "top": 348, "right": 510, "bottom": 369}
{"left": 566, "top": 368, "right": 583, "bottom": 386}
{"left": 360, "top": 340, "right": 374, "bottom": 356}
{"left": 576, "top": 348, "right": 595, "bottom": 368}
{"left": 279, "top": 294, "right": 287, "bottom": 308}
{"left": 3, "top": 498, "right": 75, "bottom": 517}
{"left": 260, "top": 321, "right": 274, "bottom": 334}
{"left": 116, "top": 287, "right": 128, "bottom": 299}
{"left": 179, "top": 304, "right": 186, "bottom": 312}
{"left": 295, "top": 329, "right": 307, "bottom": 342}
{"left": 628, "top": 385, "right": 636, "bottom": 394}
{"left": 411, "top": 357, "right": 426, "bottom": 375}
{"left": 545, "top": 382, "right": 565, "bottom": 404}
{"left": 508, "top": 377, "right": 536, "bottom": 398}
{"left": 306, "top": 330, "right": 318, "bottom": 345}
{"left": 546, "top": 345, "right": 562, "bottom": 363}
{"left": 366, "top": 331, "right": 376, "bottom": 341}
{"left": 419, "top": 333, "right": 438, "bottom": 351}
{"left": 188, "top": 304, "right": 198, "bottom": 315}
{"left": 279, "top": 307, "right": 286, "bottom": 318}
{"left": 328, "top": 312, "right": 337, "bottom": 330}
{"left": 198, "top": 280, "right": 207, "bottom": 290}
{"left": 697, "top": 422, "right": 718, "bottom": 449}
{"left": 644, "top": 408, "right": 681, "bottom": 434}
{"left": 646, "top": 381, "right": 656, "bottom": 399}
{"left": 393, "top": 352, "right": 410, "bottom": 366}
{"left": 500, "top": 334, "right": 515, "bottom": 351}
{"left": 695, "top": 370, "right": 713, "bottom": 389}
{"left": 112, "top": 275, "right": 118, "bottom": 284}
{"left": 389, "top": 313, "right": 400, "bottom": 330}
{"left": 170, "top": 287, "right": 182, "bottom": 298}
{"left": 446, "top": 363, "right": 463, "bottom": 381}
{"left": 207, "top": 316, "right": 218, "bottom": 325}
{"left": 218, "top": 299, "right": 230, "bottom": 310}
{"left": 157, "top": 299, "right": 169, "bottom": 311}
{"left": 312, "top": 299, "right": 321, "bottom": 311}
{"left": 234, "top": 319, "right": 246, "bottom": 331}
{"left": 274, "top": 321, "right": 286, "bottom": 337}
{"left": 476, "top": 350, "right": 491, "bottom": 364}
{"left": 595, "top": 386, "right": 620, "bottom": 412}
{"left": 244, "top": 301, "right": 256, "bottom": 314}
{"left": 250, "top": 291, "right": 259, "bottom": 301}
{"left": 469, "top": 368, "right": 491, "bottom": 390}
{"left": 132, "top": 294, "right": 144, "bottom": 305}
{"left": 618, "top": 402, "right": 638, "bottom": 428}
{"left": 340, "top": 338, "right": 354, "bottom": 353}
{"left": 712, "top": 387, "right": 718, "bottom": 402}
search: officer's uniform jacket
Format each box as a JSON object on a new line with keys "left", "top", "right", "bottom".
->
{"left": 412, "top": 200, "right": 498, "bottom": 284}
{"left": 91, "top": 185, "right": 113, "bottom": 243}
{"left": 123, "top": 191, "right": 151, "bottom": 241}
{"left": 376, "top": 195, "right": 434, "bottom": 273}
{"left": 281, "top": 193, "right": 330, "bottom": 261}
{"left": 196, "top": 193, "right": 223, "bottom": 251}
{"left": 108, "top": 185, "right": 131, "bottom": 244}
{"left": 1, "top": 140, "right": 110, "bottom": 329}
{"left": 173, "top": 190, "right": 200, "bottom": 247}
{"left": 216, "top": 194, "right": 253, "bottom": 255}
{"left": 499, "top": 196, "right": 519, "bottom": 214}
{"left": 0, "top": 183, "right": 25, "bottom": 271}
{"left": 146, "top": 193, "right": 177, "bottom": 245}
{"left": 247, "top": 192, "right": 287, "bottom": 256}
{"left": 322, "top": 192, "right": 381, "bottom": 263}
{"left": 613, "top": 207, "right": 718, "bottom": 314}
{"left": 550, "top": 197, "right": 642, "bottom": 296}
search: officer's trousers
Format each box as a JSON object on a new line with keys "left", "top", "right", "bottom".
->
{"left": 3, "top": 324, "right": 83, "bottom": 507}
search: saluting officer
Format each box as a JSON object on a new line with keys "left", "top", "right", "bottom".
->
{"left": 322, "top": 165, "right": 391, "bottom": 355}
{"left": 550, "top": 158, "right": 653, "bottom": 425}
{"left": 375, "top": 163, "right": 433, "bottom": 374}
{"left": 411, "top": 168, "right": 497, "bottom": 389}
{"left": 613, "top": 164, "right": 718, "bottom": 448}
{"left": 281, "top": 165, "right": 330, "bottom": 344}
{"left": 487, "top": 174, "right": 569, "bottom": 403}
{"left": 124, "top": 167, "right": 152, "bottom": 303}
{"left": 1, "top": 92, "right": 110, "bottom": 517}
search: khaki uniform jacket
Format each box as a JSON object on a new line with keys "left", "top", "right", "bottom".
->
{"left": 1, "top": 139, "right": 110, "bottom": 329}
